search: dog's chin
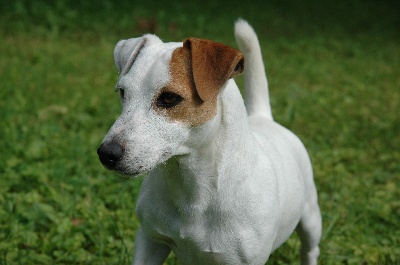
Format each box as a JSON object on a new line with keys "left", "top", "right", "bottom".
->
{"left": 116, "top": 170, "right": 148, "bottom": 179}
{"left": 112, "top": 165, "right": 151, "bottom": 178}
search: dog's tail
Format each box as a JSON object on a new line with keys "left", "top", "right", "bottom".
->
{"left": 234, "top": 19, "right": 273, "bottom": 120}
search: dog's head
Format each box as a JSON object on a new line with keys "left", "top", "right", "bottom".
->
{"left": 97, "top": 34, "right": 244, "bottom": 176}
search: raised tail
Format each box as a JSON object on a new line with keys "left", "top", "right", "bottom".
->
{"left": 234, "top": 19, "right": 273, "bottom": 120}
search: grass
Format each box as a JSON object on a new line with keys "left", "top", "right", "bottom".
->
{"left": 0, "top": 0, "right": 399, "bottom": 264}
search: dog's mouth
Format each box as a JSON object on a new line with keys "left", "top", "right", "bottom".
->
{"left": 98, "top": 157, "right": 150, "bottom": 177}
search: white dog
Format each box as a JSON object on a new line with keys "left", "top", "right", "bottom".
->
{"left": 97, "top": 19, "right": 322, "bottom": 265}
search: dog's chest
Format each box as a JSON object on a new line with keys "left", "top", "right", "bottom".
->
{"left": 136, "top": 175, "right": 274, "bottom": 264}
{"left": 137, "top": 186, "right": 225, "bottom": 247}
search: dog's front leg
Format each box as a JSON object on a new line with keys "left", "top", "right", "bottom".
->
{"left": 132, "top": 227, "right": 171, "bottom": 265}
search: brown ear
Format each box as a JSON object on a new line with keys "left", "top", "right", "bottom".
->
{"left": 183, "top": 38, "right": 244, "bottom": 101}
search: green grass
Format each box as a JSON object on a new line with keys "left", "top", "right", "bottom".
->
{"left": 1, "top": 0, "right": 399, "bottom": 264}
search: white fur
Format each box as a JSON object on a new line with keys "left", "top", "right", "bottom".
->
{"left": 235, "top": 19, "right": 272, "bottom": 119}
{"left": 99, "top": 20, "right": 321, "bottom": 265}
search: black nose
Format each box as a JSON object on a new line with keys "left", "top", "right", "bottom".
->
{"left": 97, "top": 141, "right": 124, "bottom": 169}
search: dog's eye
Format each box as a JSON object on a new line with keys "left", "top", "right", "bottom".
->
{"left": 119, "top": 88, "right": 125, "bottom": 100}
{"left": 157, "top": 92, "right": 183, "bottom": 108}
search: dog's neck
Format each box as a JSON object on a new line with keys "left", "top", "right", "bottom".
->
{"left": 159, "top": 81, "right": 256, "bottom": 212}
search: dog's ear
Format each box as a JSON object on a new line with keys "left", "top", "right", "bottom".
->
{"left": 183, "top": 38, "right": 244, "bottom": 101}
{"left": 114, "top": 35, "right": 162, "bottom": 76}
{"left": 114, "top": 38, "right": 147, "bottom": 75}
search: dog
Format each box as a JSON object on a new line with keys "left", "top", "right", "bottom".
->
{"left": 97, "top": 19, "right": 322, "bottom": 265}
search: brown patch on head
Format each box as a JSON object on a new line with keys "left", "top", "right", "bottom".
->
{"left": 154, "top": 46, "right": 217, "bottom": 127}
{"left": 153, "top": 38, "right": 244, "bottom": 127}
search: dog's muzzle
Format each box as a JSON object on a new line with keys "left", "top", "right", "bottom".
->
{"left": 97, "top": 141, "right": 124, "bottom": 170}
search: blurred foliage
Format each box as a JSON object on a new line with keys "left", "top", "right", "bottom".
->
{"left": 0, "top": 0, "right": 399, "bottom": 39}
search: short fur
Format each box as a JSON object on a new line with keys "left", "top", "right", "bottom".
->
{"left": 98, "top": 19, "right": 322, "bottom": 265}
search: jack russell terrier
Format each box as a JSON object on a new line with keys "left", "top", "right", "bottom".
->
{"left": 97, "top": 19, "right": 322, "bottom": 265}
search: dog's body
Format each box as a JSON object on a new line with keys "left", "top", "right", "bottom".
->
{"left": 98, "top": 20, "right": 321, "bottom": 265}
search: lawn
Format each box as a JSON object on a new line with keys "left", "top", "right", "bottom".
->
{"left": 0, "top": 0, "right": 399, "bottom": 264}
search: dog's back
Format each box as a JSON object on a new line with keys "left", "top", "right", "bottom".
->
{"left": 235, "top": 19, "right": 322, "bottom": 264}
{"left": 235, "top": 18, "right": 316, "bottom": 202}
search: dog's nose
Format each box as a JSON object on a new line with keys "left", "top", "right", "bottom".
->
{"left": 97, "top": 141, "right": 124, "bottom": 169}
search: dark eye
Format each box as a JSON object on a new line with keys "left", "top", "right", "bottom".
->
{"left": 157, "top": 92, "right": 183, "bottom": 108}
{"left": 119, "top": 88, "right": 125, "bottom": 100}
